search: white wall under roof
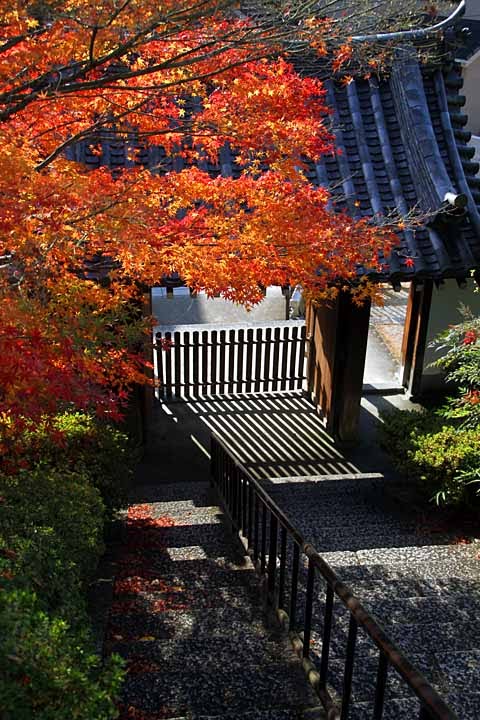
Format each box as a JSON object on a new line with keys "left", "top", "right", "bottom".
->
{"left": 471, "top": 134, "right": 480, "bottom": 165}
{"left": 461, "top": 54, "right": 480, "bottom": 135}
{"left": 464, "top": 0, "right": 480, "bottom": 20}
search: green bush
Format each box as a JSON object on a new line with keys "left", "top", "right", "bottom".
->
{"left": 430, "top": 304, "right": 480, "bottom": 429}
{"left": 0, "top": 466, "right": 105, "bottom": 616}
{"left": 1, "top": 412, "right": 135, "bottom": 513}
{"left": 379, "top": 408, "right": 480, "bottom": 507}
{"left": 0, "top": 413, "right": 131, "bottom": 718}
{"left": 0, "top": 588, "right": 123, "bottom": 720}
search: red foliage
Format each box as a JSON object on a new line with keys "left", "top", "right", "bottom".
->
{"left": 0, "top": 1, "right": 397, "bottom": 427}
{"left": 463, "top": 330, "right": 477, "bottom": 346}
{"left": 106, "top": 502, "right": 182, "bottom": 657}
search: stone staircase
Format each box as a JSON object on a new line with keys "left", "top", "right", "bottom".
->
{"left": 97, "top": 393, "right": 480, "bottom": 719}
{"left": 263, "top": 473, "right": 480, "bottom": 720}
{"left": 104, "top": 478, "right": 325, "bottom": 720}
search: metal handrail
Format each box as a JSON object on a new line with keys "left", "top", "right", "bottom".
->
{"left": 210, "top": 432, "right": 458, "bottom": 720}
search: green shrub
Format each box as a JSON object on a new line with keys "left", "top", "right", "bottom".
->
{"left": 0, "top": 425, "right": 128, "bottom": 717}
{"left": 0, "top": 466, "right": 105, "bottom": 616}
{"left": 0, "top": 588, "right": 123, "bottom": 720}
{"left": 379, "top": 408, "right": 480, "bottom": 507}
{"left": 430, "top": 304, "right": 480, "bottom": 429}
{"left": 378, "top": 409, "right": 444, "bottom": 475}
{"left": 1, "top": 412, "right": 135, "bottom": 513}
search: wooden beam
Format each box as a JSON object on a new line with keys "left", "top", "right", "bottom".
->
{"left": 333, "top": 292, "right": 371, "bottom": 442}
{"left": 306, "top": 292, "right": 371, "bottom": 443}
{"left": 401, "top": 281, "right": 421, "bottom": 388}
{"left": 408, "top": 280, "right": 433, "bottom": 398}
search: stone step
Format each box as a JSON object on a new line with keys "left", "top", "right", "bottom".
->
{"left": 348, "top": 690, "right": 480, "bottom": 720}
{"left": 266, "top": 482, "right": 386, "bottom": 504}
{"left": 317, "top": 545, "right": 480, "bottom": 580}
{"left": 334, "top": 556, "right": 480, "bottom": 586}
{"left": 293, "top": 593, "right": 480, "bottom": 638}
{"left": 292, "top": 527, "right": 441, "bottom": 555}
{"left": 362, "top": 593, "right": 480, "bottom": 627}
{"left": 344, "top": 571, "right": 480, "bottom": 601}
{"left": 116, "top": 635, "right": 320, "bottom": 718}
{"left": 148, "top": 505, "right": 223, "bottom": 524}
{"left": 157, "top": 711, "right": 327, "bottom": 720}
{"left": 266, "top": 474, "right": 384, "bottom": 491}
{"left": 129, "top": 480, "right": 214, "bottom": 509}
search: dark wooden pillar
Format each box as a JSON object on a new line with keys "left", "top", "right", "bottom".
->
{"left": 401, "top": 280, "right": 433, "bottom": 397}
{"left": 307, "top": 291, "right": 371, "bottom": 443}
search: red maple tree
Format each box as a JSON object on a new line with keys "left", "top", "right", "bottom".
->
{"left": 0, "top": 0, "right": 406, "bottom": 428}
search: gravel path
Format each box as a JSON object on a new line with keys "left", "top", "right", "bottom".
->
{"left": 102, "top": 475, "right": 324, "bottom": 720}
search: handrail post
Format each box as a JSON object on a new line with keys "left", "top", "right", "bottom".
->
{"left": 303, "top": 559, "right": 315, "bottom": 658}
{"left": 289, "top": 543, "right": 300, "bottom": 631}
{"left": 267, "top": 514, "right": 278, "bottom": 607}
{"left": 278, "top": 526, "right": 287, "bottom": 610}
{"left": 373, "top": 652, "right": 389, "bottom": 720}
{"left": 320, "top": 585, "right": 334, "bottom": 689}
{"left": 340, "top": 616, "right": 358, "bottom": 720}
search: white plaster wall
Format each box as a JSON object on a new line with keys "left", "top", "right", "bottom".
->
{"left": 462, "top": 54, "right": 480, "bottom": 135}
{"left": 421, "top": 279, "right": 480, "bottom": 391}
{"left": 465, "top": 0, "right": 480, "bottom": 20}
{"left": 471, "top": 134, "right": 480, "bottom": 164}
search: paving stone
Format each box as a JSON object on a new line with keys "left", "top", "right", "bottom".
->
{"left": 106, "top": 480, "right": 320, "bottom": 720}
{"left": 435, "top": 649, "right": 480, "bottom": 694}
{"left": 355, "top": 543, "right": 480, "bottom": 566}
{"left": 361, "top": 595, "right": 473, "bottom": 626}
{"left": 443, "top": 692, "right": 480, "bottom": 720}
{"left": 349, "top": 573, "right": 480, "bottom": 601}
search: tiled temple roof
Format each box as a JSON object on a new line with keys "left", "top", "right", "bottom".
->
{"left": 69, "top": 53, "right": 480, "bottom": 285}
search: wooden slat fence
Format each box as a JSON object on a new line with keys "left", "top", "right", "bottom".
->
{"left": 154, "top": 322, "right": 306, "bottom": 399}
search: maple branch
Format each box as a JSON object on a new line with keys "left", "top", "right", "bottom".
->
{"left": 0, "top": 1, "right": 235, "bottom": 113}
{"left": 0, "top": 27, "right": 266, "bottom": 123}
{"left": 33, "top": 48, "right": 271, "bottom": 171}
{"left": 88, "top": 0, "right": 135, "bottom": 63}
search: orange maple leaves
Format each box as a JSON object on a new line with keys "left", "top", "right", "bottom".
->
{"left": 0, "top": 0, "right": 397, "bottom": 426}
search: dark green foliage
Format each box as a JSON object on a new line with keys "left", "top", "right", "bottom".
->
{"left": 380, "top": 306, "right": 480, "bottom": 508}
{"left": 430, "top": 304, "right": 480, "bottom": 428}
{"left": 0, "top": 412, "right": 132, "bottom": 719}
{"left": 0, "top": 466, "right": 105, "bottom": 615}
{"left": 0, "top": 590, "right": 123, "bottom": 720}
{"left": 2, "top": 412, "right": 136, "bottom": 513}
{"left": 379, "top": 408, "right": 480, "bottom": 507}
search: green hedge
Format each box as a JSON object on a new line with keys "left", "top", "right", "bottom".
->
{"left": 0, "top": 413, "right": 132, "bottom": 719}
{"left": 379, "top": 408, "right": 480, "bottom": 507}
{"left": 1, "top": 466, "right": 106, "bottom": 616}
{"left": 0, "top": 589, "right": 123, "bottom": 720}
{"left": 2, "top": 412, "right": 136, "bottom": 514}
